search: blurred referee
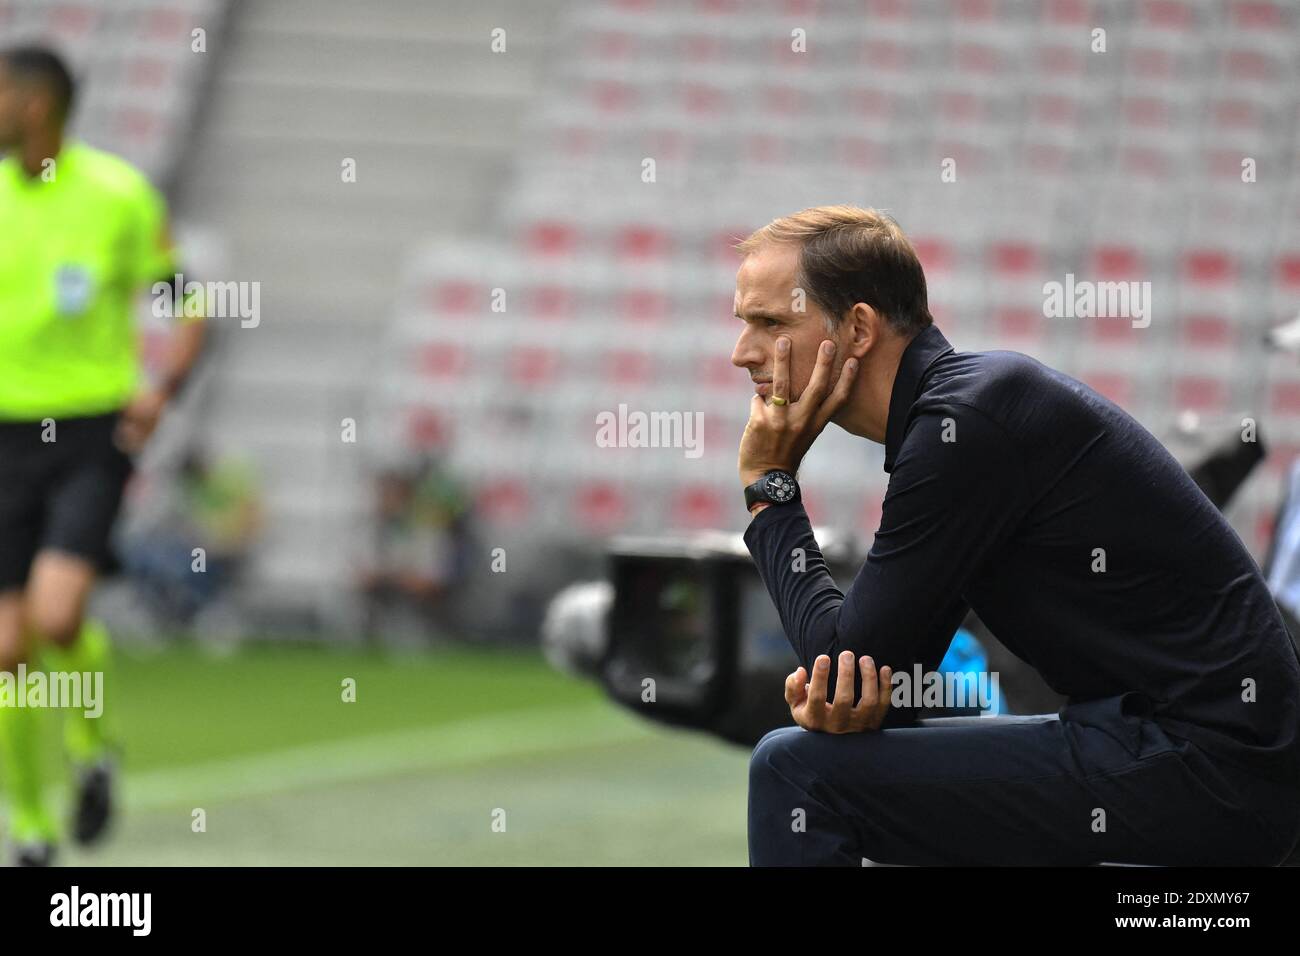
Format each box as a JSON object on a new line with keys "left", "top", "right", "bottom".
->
{"left": 0, "top": 45, "right": 205, "bottom": 865}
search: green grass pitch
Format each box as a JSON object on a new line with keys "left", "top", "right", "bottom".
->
{"left": 7, "top": 642, "right": 750, "bottom": 866}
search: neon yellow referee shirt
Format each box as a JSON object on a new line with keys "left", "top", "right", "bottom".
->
{"left": 0, "top": 141, "right": 179, "bottom": 421}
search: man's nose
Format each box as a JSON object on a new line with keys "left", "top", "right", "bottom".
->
{"left": 731, "top": 328, "right": 762, "bottom": 370}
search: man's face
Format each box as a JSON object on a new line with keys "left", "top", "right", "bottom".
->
{"left": 731, "top": 242, "right": 844, "bottom": 403}
{"left": 0, "top": 63, "right": 24, "bottom": 148}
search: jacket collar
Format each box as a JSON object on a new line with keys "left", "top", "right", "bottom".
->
{"left": 883, "top": 324, "right": 954, "bottom": 473}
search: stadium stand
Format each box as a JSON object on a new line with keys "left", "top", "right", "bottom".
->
{"left": 8, "top": 0, "right": 1298, "bottom": 636}
{"left": 171, "top": 0, "right": 570, "bottom": 630}
{"left": 372, "top": 0, "right": 1300, "bottom": 633}
{"left": 0, "top": 0, "right": 228, "bottom": 188}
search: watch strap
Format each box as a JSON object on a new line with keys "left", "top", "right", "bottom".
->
{"left": 744, "top": 470, "right": 800, "bottom": 509}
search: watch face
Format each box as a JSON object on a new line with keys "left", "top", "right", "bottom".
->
{"left": 765, "top": 471, "right": 797, "bottom": 503}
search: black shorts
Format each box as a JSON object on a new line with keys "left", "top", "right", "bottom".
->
{"left": 0, "top": 412, "right": 134, "bottom": 591}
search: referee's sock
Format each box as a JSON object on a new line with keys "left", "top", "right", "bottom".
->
{"left": 41, "top": 618, "right": 113, "bottom": 764}
{"left": 0, "top": 698, "right": 57, "bottom": 844}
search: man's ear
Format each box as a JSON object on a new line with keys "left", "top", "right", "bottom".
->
{"left": 843, "top": 303, "right": 881, "bottom": 360}
{"left": 21, "top": 87, "right": 48, "bottom": 128}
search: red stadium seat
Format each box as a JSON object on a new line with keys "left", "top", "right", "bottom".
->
{"left": 1091, "top": 245, "right": 1144, "bottom": 279}
{"left": 407, "top": 409, "right": 451, "bottom": 450}
{"left": 682, "top": 83, "right": 729, "bottom": 118}
{"left": 1184, "top": 250, "right": 1236, "bottom": 286}
{"left": 911, "top": 237, "right": 954, "bottom": 276}
{"left": 616, "top": 225, "right": 670, "bottom": 261}
{"left": 605, "top": 349, "right": 654, "bottom": 385}
{"left": 574, "top": 482, "right": 627, "bottom": 532}
{"left": 563, "top": 127, "right": 595, "bottom": 157}
{"left": 1128, "top": 46, "right": 1177, "bottom": 79}
{"left": 593, "top": 81, "right": 637, "bottom": 113}
{"left": 675, "top": 485, "right": 724, "bottom": 529}
{"left": 1223, "top": 48, "right": 1280, "bottom": 82}
{"left": 839, "top": 135, "right": 887, "bottom": 171}
{"left": 1172, "top": 375, "right": 1227, "bottom": 413}
{"left": 1209, "top": 97, "right": 1265, "bottom": 131}
{"left": 955, "top": 0, "right": 998, "bottom": 21}
{"left": 711, "top": 228, "right": 751, "bottom": 262}
{"left": 142, "top": 6, "right": 189, "bottom": 41}
{"left": 761, "top": 85, "right": 806, "bottom": 116}
{"left": 528, "top": 285, "right": 577, "bottom": 322}
{"left": 50, "top": 3, "right": 98, "bottom": 35}
{"left": 1045, "top": 0, "right": 1090, "bottom": 23}
{"left": 419, "top": 343, "right": 468, "bottom": 379}
{"left": 1139, "top": 0, "right": 1196, "bottom": 30}
{"left": 525, "top": 221, "right": 578, "bottom": 258}
{"left": 846, "top": 87, "right": 903, "bottom": 121}
{"left": 1182, "top": 314, "right": 1233, "bottom": 348}
{"left": 1231, "top": 1, "right": 1289, "bottom": 30}
{"left": 937, "top": 91, "right": 986, "bottom": 124}
{"left": 507, "top": 346, "right": 562, "bottom": 386}
{"left": 1090, "top": 318, "right": 1142, "bottom": 345}
{"left": 1034, "top": 44, "right": 1087, "bottom": 77}
{"left": 1255, "top": 513, "right": 1275, "bottom": 558}
{"left": 1275, "top": 255, "right": 1300, "bottom": 290}
{"left": 996, "top": 307, "right": 1045, "bottom": 342}
{"left": 429, "top": 280, "right": 477, "bottom": 316}
{"left": 700, "top": 355, "right": 739, "bottom": 388}
{"left": 867, "top": 0, "right": 910, "bottom": 20}
{"left": 744, "top": 133, "right": 789, "bottom": 165}
{"left": 1082, "top": 372, "right": 1135, "bottom": 408}
{"left": 617, "top": 288, "right": 669, "bottom": 323}
{"left": 1031, "top": 93, "right": 1083, "bottom": 127}
{"left": 990, "top": 242, "right": 1041, "bottom": 276}
{"left": 1122, "top": 96, "right": 1172, "bottom": 130}
{"left": 681, "top": 32, "right": 724, "bottom": 63}
{"left": 127, "top": 57, "right": 172, "bottom": 89}
{"left": 1268, "top": 383, "right": 1300, "bottom": 415}
{"left": 954, "top": 43, "right": 1008, "bottom": 75}
{"left": 1120, "top": 146, "right": 1175, "bottom": 179}
{"left": 115, "top": 107, "right": 163, "bottom": 143}
{"left": 477, "top": 479, "right": 531, "bottom": 525}
{"left": 858, "top": 494, "right": 885, "bottom": 538}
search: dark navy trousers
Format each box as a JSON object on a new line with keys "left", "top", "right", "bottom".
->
{"left": 748, "top": 694, "right": 1300, "bottom": 866}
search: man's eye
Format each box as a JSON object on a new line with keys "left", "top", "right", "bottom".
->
{"left": 765, "top": 318, "right": 780, "bottom": 328}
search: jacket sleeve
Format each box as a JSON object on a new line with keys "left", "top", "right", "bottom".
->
{"left": 742, "top": 405, "right": 1028, "bottom": 719}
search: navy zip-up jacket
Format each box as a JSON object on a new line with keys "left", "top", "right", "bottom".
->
{"left": 744, "top": 323, "right": 1300, "bottom": 784}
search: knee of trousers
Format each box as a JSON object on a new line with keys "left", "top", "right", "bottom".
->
{"left": 749, "top": 726, "right": 811, "bottom": 790}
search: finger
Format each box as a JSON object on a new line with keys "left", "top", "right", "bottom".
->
{"left": 859, "top": 665, "right": 893, "bottom": 730}
{"left": 813, "top": 355, "right": 858, "bottom": 431}
{"left": 852, "top": 655, "right": 879, "bottom": 717}
{"left": 784, "top": 667, "right": 807, "bottom": 708}
{"left": 799, "top": 339, "right": 837, "bottom": 412}
{"left": 793, "top": 704, "right": 814, "bottom": 731}
{"left": 771, "top": 335, "right": 790, "bottom": 409}
{"left": 806, "top": 654, "right": 830, "bottom": 711}
{"left": 875, "top": 666, "right": 893, "bottom": 724}
{"left": 831, "top": 650, "right": 856, "bottom": 714}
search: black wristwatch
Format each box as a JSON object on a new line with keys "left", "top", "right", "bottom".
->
{"left": 744, "top": 469, "right": 801, "bottom": 511}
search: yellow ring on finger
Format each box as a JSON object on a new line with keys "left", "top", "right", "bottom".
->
{"left": 770, "top": 395, "right": 787, "bottom": 406}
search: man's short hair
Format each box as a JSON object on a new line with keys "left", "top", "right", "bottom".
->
{"left": 735, "top": 205, "right": 934, "bottom": 337}
{"left": 1, "top": 45, "right": 76, "bottom": 121}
